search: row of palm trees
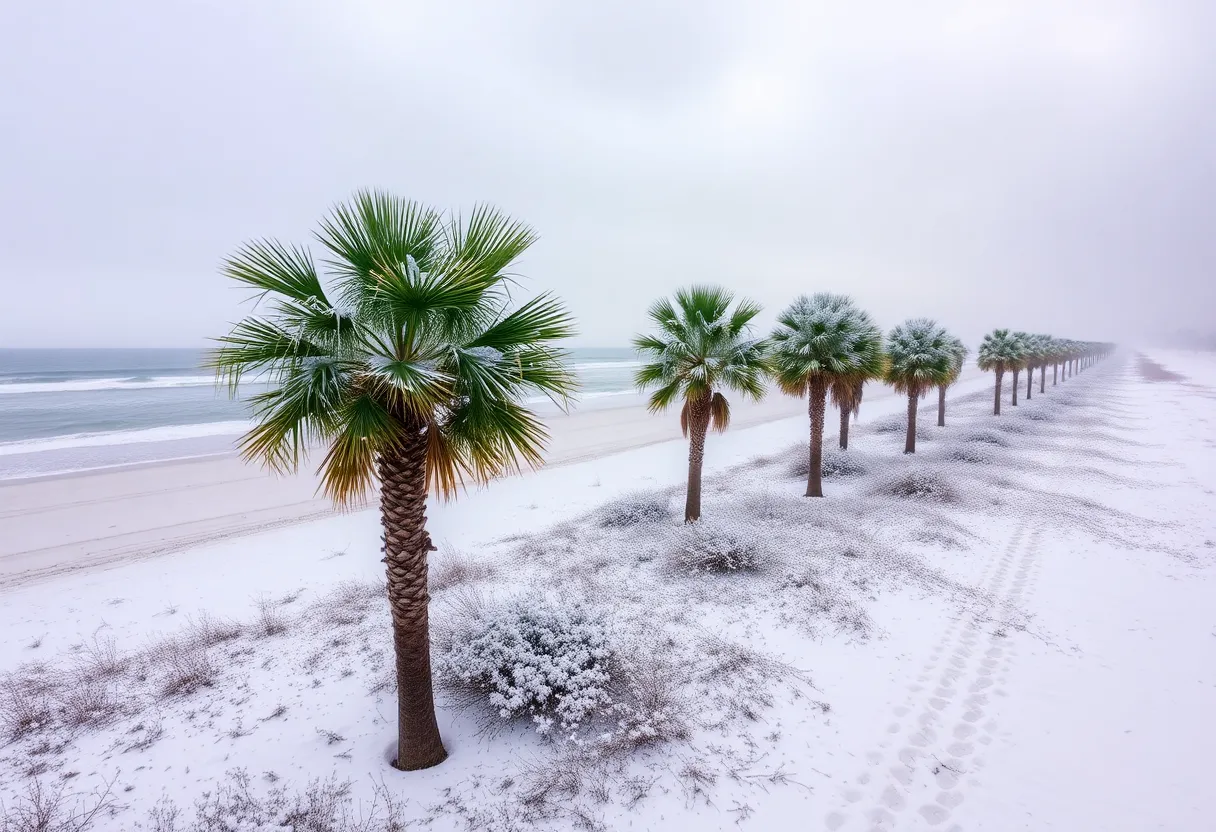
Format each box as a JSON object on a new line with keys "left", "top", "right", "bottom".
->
{"left": 211, "top": 193, "right": 1110, "bottom": 772}
{"left": 633, "top": 289, "right": 1116, "bottom": 523}
{"left": 633, "top": 288, "right": 967, "bottom": 516}
{"left": 977, "top": 330, "right": 1113, "bottom": 415}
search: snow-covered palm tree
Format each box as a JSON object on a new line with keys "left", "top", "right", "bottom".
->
{"left": 884, "top": 319, "right": 955, "bottom": 453}
{"left": 977, "top": 329, "right": 1027, "bottom": 416}
{"left": 634, "top": 286, "right": 769, "bottom": 521}
{"left": 936, "top": 335, "right": 969, "bottom": 427}
{"left": 769, "top": 293, "right": 884, "bottom": 496}
{"left": 1010, "top": 331, "right": 1032, "bottom": 406}
{"left": 210, "top": 192, "right": 578, "bottom": 770}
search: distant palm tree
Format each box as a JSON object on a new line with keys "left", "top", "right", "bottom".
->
{"left": 977, "top": 328, "right": 1026, "bottom": 416}
{"left": 769, "top": 293, "right": 883, "bottom": 497}
{"left": 884, "top": 319, "right": 955, "bottom": 453}
{"left": 209, "top": 192, "right": 576, "bottom": 771}
{"left": 936, "top": 336, "right": 969, "bottom": 427}
{"left": 1038, "top": 335, "right": 1054, "bottom": 393}
{"left": 1010, "top": 331, "right": 1031, "bottom": 406}
{"left": 634, "top": 286, "right": 768, "bottom": 521}
{"left": 1023, "top": 334, "right": 1046, "bottom": 401}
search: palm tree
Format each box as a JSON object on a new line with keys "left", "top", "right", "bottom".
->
{"left": 769, "top": 293, "right": 883, "bottom": 497}
{"left": 1010, "top": 331, "right": 1031, "bottom": 406}
{"left": 634, "top": 286, "right": 768, "bottom": 521}
{"left": 977, "top": 328, "right": 1026, "bottom": 416}
{"left": 209, "top": 192, "right": 577, "bottom": 771}
{"left": 1023, "top": 334, "right": 1045, "bottom": 401}
{"left": 884, "top": 318, "right": 954, "bottom": 453}
{"left": 936, "top": 336, "right": 968, "bottom": 427}
{"left": 1038, "top": 335, "right": 1053, "bottom": 393}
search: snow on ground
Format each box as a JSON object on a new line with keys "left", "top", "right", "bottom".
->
{"left": 1, "top": 355, "right": 1214, "bottom": 831}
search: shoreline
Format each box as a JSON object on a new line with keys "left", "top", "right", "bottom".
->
{"left": 0, "top": 372, "right": 986, "bottom": 588}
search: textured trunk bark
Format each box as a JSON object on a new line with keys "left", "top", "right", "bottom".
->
{"left": 1011, "top": 370, "right": 1020, "bottom": 406}
{"left": 838, "top": 399, "right": 850, "bottom": 451}
{"left": 937, "top": 384, "right": 946, "bottom": 427}
{"left": 1040, "top": 365, "right": 1046, "bottom": 393}
{"left": 993, "top": 371, "right": 1003, "bottom": 416}
{"left": 684, "top": 395, "right": 709, "bottom": 522}
{"left": 1026, "top": 365, "right": 1033, "bottom": 400}
{"left": 1053, "top": 363, "right": 1058, "bottom": 385}
{"left": 806, "top": 378, "right": 827, "bottom": 497}
{"left": 377, "top": 433, "right": 448, "bottom": 771}
{"left": 904, "top": 391, "right": 919, "bottom": 453}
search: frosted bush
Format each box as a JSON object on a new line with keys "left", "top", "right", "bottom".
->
{"left": 598, "top": 491, "right": 672, "bottom": 527}
{"left": 787, "top": 448, "right": 869, "bottom": 480}
{"left": 871, "top": 468, "right": 960, "bottom": 504}
{"left": 437, "top": 597, "right": 612, "bottom": 736}
{"left": 671, "top": 520, "right": 761, "bottom": 572}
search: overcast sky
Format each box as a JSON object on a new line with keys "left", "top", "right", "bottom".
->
{"left": 2, "top": 1, "right": 1213, "bottom": 349}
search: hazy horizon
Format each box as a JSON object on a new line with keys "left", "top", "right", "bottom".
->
{"left": 3, "top": 1, "right": 1214, "bottom": 350}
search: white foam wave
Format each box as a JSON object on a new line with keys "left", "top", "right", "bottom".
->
{"left": 0, "top": 375, "right": 220, "bottom": 395}
{"left": 0, "top": 421, "right": 251, "bottom": 456}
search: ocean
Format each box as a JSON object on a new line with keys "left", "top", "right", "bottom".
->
{"left": 0, "top": 347, "right": 639, "bottom": 480}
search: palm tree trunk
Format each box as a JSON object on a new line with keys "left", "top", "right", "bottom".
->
{"left": 1026, "top": 366, "right": 1033, "bottom": 400}
{"left": 1040, "top": 365, "right": 1046, "bottom": 393}
{"left": 377, "top": 434, "right": 448, "bottom": 771}
{"left": 993, "top": 370, "right": 1003, "bottom": 416}
{"left": 904, "top": 391, "right": 919, "bottom": 453}
{"left": 684, "top": 396, "right": 709, "bottom": 521}
{"left": 1053, "top": 363, "right": 1058, "bottom": 385}
{"left": 806, "top": 378, "right": 827, "bottom": 497}
{"left": 937, "top": 384, "right": 946, "bottom": 426}
{"left": 1012, "top": 370, "right": 1020, "bottom": 406}
{"left": 838, "top": 398, "right": 850, "bottom": 450}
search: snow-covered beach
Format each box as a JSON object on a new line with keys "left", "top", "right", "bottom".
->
{"left": 1, "top": 351, "right": 1213, "bottom": 831}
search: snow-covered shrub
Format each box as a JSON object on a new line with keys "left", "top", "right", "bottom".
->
{"left": 671, "top": 520, "right": 761, "bottom": 572}
{"left": 871, "top": 469, "right": 960, "bottom": 504}
{"left": 597, "top": 491, "right": 672, "bottom": 528}
{"left": 946, "top": 444, "right": 996, "bottom": 465}
{"left": 870, "top": 416, "right": 932, "bottom": 439}
{"left": 821, "top": 448, "right": 869, "bottom": 478}
{"left": 962, "top": 428, "right": 1011, "bottom": 447}
{"left": 786, "top": 447, "right": 869, "bottom": 480}
{"left": 437, "top": 596, "right": 612, "bottom": 736}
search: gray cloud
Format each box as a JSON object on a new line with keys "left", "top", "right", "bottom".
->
{"left": 2, "top": 0, "right": 1213, "bottom": 348}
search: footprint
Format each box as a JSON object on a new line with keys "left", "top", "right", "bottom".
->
{"left": 881, "top": 785, "right": 907, "bottom": 810}
{"left": 954, "top": 724, "right": 976, "bottom": 739}
{"left": 918, "top": 804, "right": 951, "bottom": 825}
{"left": 947, "top": 741, "right": 974, "bottom": 757}
{"left": 844, "top": 788, "right": 863, "bottom": 803}
{"left": 825, "top": 812, "right": 846, "bottom": 830}
{"left": 938, "top": 790, "right": 966, "bottom": 809}
{"left": 887, "top": 722, "right": 901, "bottom": 733}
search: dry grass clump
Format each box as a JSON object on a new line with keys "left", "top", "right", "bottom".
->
{"left": 309, "top": 580, "right": 385, "bottom": 628}
{"left": 182, "top": 613, "right": 242, "bottom": 647}
{"left": 429, "top": 549, "right": 496, "bottom": 593}
{"left": 670, "top": 521, "right": 762, "bottom": 573}
{"left": 0, "top": 776, "right": 116, "bottom": 832}
{"left": 597, "top": 491, "right": 673, "bottom": 528}
{"left": 133, "top": 769, "right": 408, "bottom": 832}
{"left": 252, "top": 596, "right": 289, "bottom": 638}
{"left": 148, "top": 638, "right": 217, "bottom": 698}
{"left": 0, "top": 672, "right": 55, "bottom": 741}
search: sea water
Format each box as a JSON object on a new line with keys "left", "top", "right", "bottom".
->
{"left": 0, "top": 348, "right": 638, "bottom": 480}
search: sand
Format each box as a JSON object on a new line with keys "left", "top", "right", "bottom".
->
{"left": 0, "top": 385, "right": 833, "bottom": 586}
